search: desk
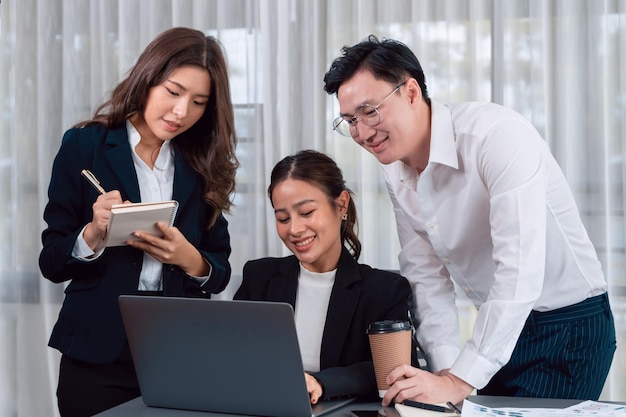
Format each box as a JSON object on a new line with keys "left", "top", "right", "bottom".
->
{"left": 95, "top": 396, "right": 592, "bottom": 417}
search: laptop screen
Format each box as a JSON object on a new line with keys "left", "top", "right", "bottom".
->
{"left": 118, "top": 295, "right": 353, "bottom": 417}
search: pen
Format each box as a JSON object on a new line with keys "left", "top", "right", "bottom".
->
{"left": 81, "top": 169, "right": 106, "bottom": 195}
{"left": 446, "top": 402, "right": 462, "bottom": 414}
{"left": 402, "top": 400, "right": 452, "bottom": 413}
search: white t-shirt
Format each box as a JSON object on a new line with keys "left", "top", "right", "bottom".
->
{"left": 294, "top": 264, "right": 335, "bottom": 372}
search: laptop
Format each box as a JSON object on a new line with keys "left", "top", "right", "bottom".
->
{"left": 118, "top": 295, "right": 355, "bottom": 417}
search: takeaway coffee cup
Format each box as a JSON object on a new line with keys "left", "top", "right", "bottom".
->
{"left": 367, "top": 320, "right": 412, "bottom": 398}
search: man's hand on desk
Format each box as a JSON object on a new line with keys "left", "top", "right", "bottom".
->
{"left": 381, "top": 365, "right": 474, "bottom": 407}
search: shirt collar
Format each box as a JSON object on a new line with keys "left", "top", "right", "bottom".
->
{"left": 125, "top": 120, "right": 173, "bottom": 167}
{"left": 427, "top": 101, "right": 459, "bottom": 170}
{"left": 126, "top": 119, "right": 141, "bottom": 148}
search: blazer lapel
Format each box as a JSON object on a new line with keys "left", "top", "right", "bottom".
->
{"left": 321, "top": 249, "right": 361, "bottom": 367}
{"left": 103, "top": 128, "right": 141, "bottom": 202}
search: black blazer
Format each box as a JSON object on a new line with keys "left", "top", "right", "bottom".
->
{"left": 234, "top": 248, "right": 414, "bottom": 400}
{"left": 39, "top": 124, "right": 231, "bottom": 364}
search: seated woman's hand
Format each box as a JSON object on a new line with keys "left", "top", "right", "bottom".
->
{"left": 304, "top": 372, "right": 323, "bottom": 404}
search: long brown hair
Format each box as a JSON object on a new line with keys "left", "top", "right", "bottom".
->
{"left": 76, "top": 27, "right": 238, "bottom": 227}
{"left": 268, "top": 150, "right": 361, "bottom": 260}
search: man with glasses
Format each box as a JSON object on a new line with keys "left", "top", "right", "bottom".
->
{"left": 324, "top": 35, "right": 615, "bottom": 406}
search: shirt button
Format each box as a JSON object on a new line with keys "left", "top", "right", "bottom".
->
{"left": 443, "top": 258, "right": 451, "bottom": 264}
{"left": 427, "top": 222, "right": 435, "bottom": 229}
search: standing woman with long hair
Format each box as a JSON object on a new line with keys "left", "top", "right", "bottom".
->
{"left": 39, "top": 27, "right": 239, "bottom": 417}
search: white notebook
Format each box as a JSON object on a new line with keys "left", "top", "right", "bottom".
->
{"left": 105, "top": 200, "right": 178, "bottom": 247}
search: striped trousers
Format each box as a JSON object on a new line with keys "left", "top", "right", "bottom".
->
{"left": 479, "top": 293, "right": 616, "bottom": 400}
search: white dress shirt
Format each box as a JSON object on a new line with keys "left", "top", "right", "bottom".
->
{"left": 127, "top": 121, "right": 174, "bottom": 291}
{"left": 383, "top": 101, "right": 607, "bottom": 389}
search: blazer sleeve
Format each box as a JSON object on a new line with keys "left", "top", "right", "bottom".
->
{"left": 313, "top": 360, "right": 376, "bottom": 401}
{"left": 39, "top": 127, "right": 108, "bottom": 283}
{"left": 192, "top": 212, "right": 231, "bottom": 294}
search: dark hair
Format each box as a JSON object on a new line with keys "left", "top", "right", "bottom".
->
{"left": 324, "top": 34, "right": 430, "bottom": 106}
{"left": 268, "top": 150, "right": 361, "bottom": 260}
{"left": 76, "top": 27, "right": 239, "bottom": 227}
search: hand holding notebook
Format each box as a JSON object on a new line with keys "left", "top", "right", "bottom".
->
{"left": 105, "top": 200, "right": 179, "bottom": 247}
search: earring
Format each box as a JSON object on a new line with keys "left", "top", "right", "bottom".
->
{"left": 341, "top": 213, "right": 348, "bottom": 221}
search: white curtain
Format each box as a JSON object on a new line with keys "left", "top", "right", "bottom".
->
{"left": 1, "top": 1, "right": 624, "bottom": 415}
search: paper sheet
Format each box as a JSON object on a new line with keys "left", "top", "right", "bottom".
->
{"left": 460, "top": 399, "right": 626, "bottom": 417}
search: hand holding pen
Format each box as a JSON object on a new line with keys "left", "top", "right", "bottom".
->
{"left": 80, "top": 169, "right": 123, "bottom": 249}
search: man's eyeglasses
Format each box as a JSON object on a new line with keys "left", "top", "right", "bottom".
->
{"left": 332, "top": 81, "right": 406, "bottom": 137}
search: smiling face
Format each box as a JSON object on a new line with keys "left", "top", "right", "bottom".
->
{"left": 131, "top": 65, "right": 211, "bottom": 146}
{"left": 336, "top": 69, "right": 431, "bottom": 171}
{"left": 271, "top": 178, "right": 349, "bottom": 273}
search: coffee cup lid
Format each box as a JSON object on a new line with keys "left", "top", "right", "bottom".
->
{"left": 366, "top": 320, "right": 412, "bottom": 334}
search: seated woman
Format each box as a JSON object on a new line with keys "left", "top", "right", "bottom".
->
{"left": 235, "top": 149, "right": 416, "bottom": 403}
